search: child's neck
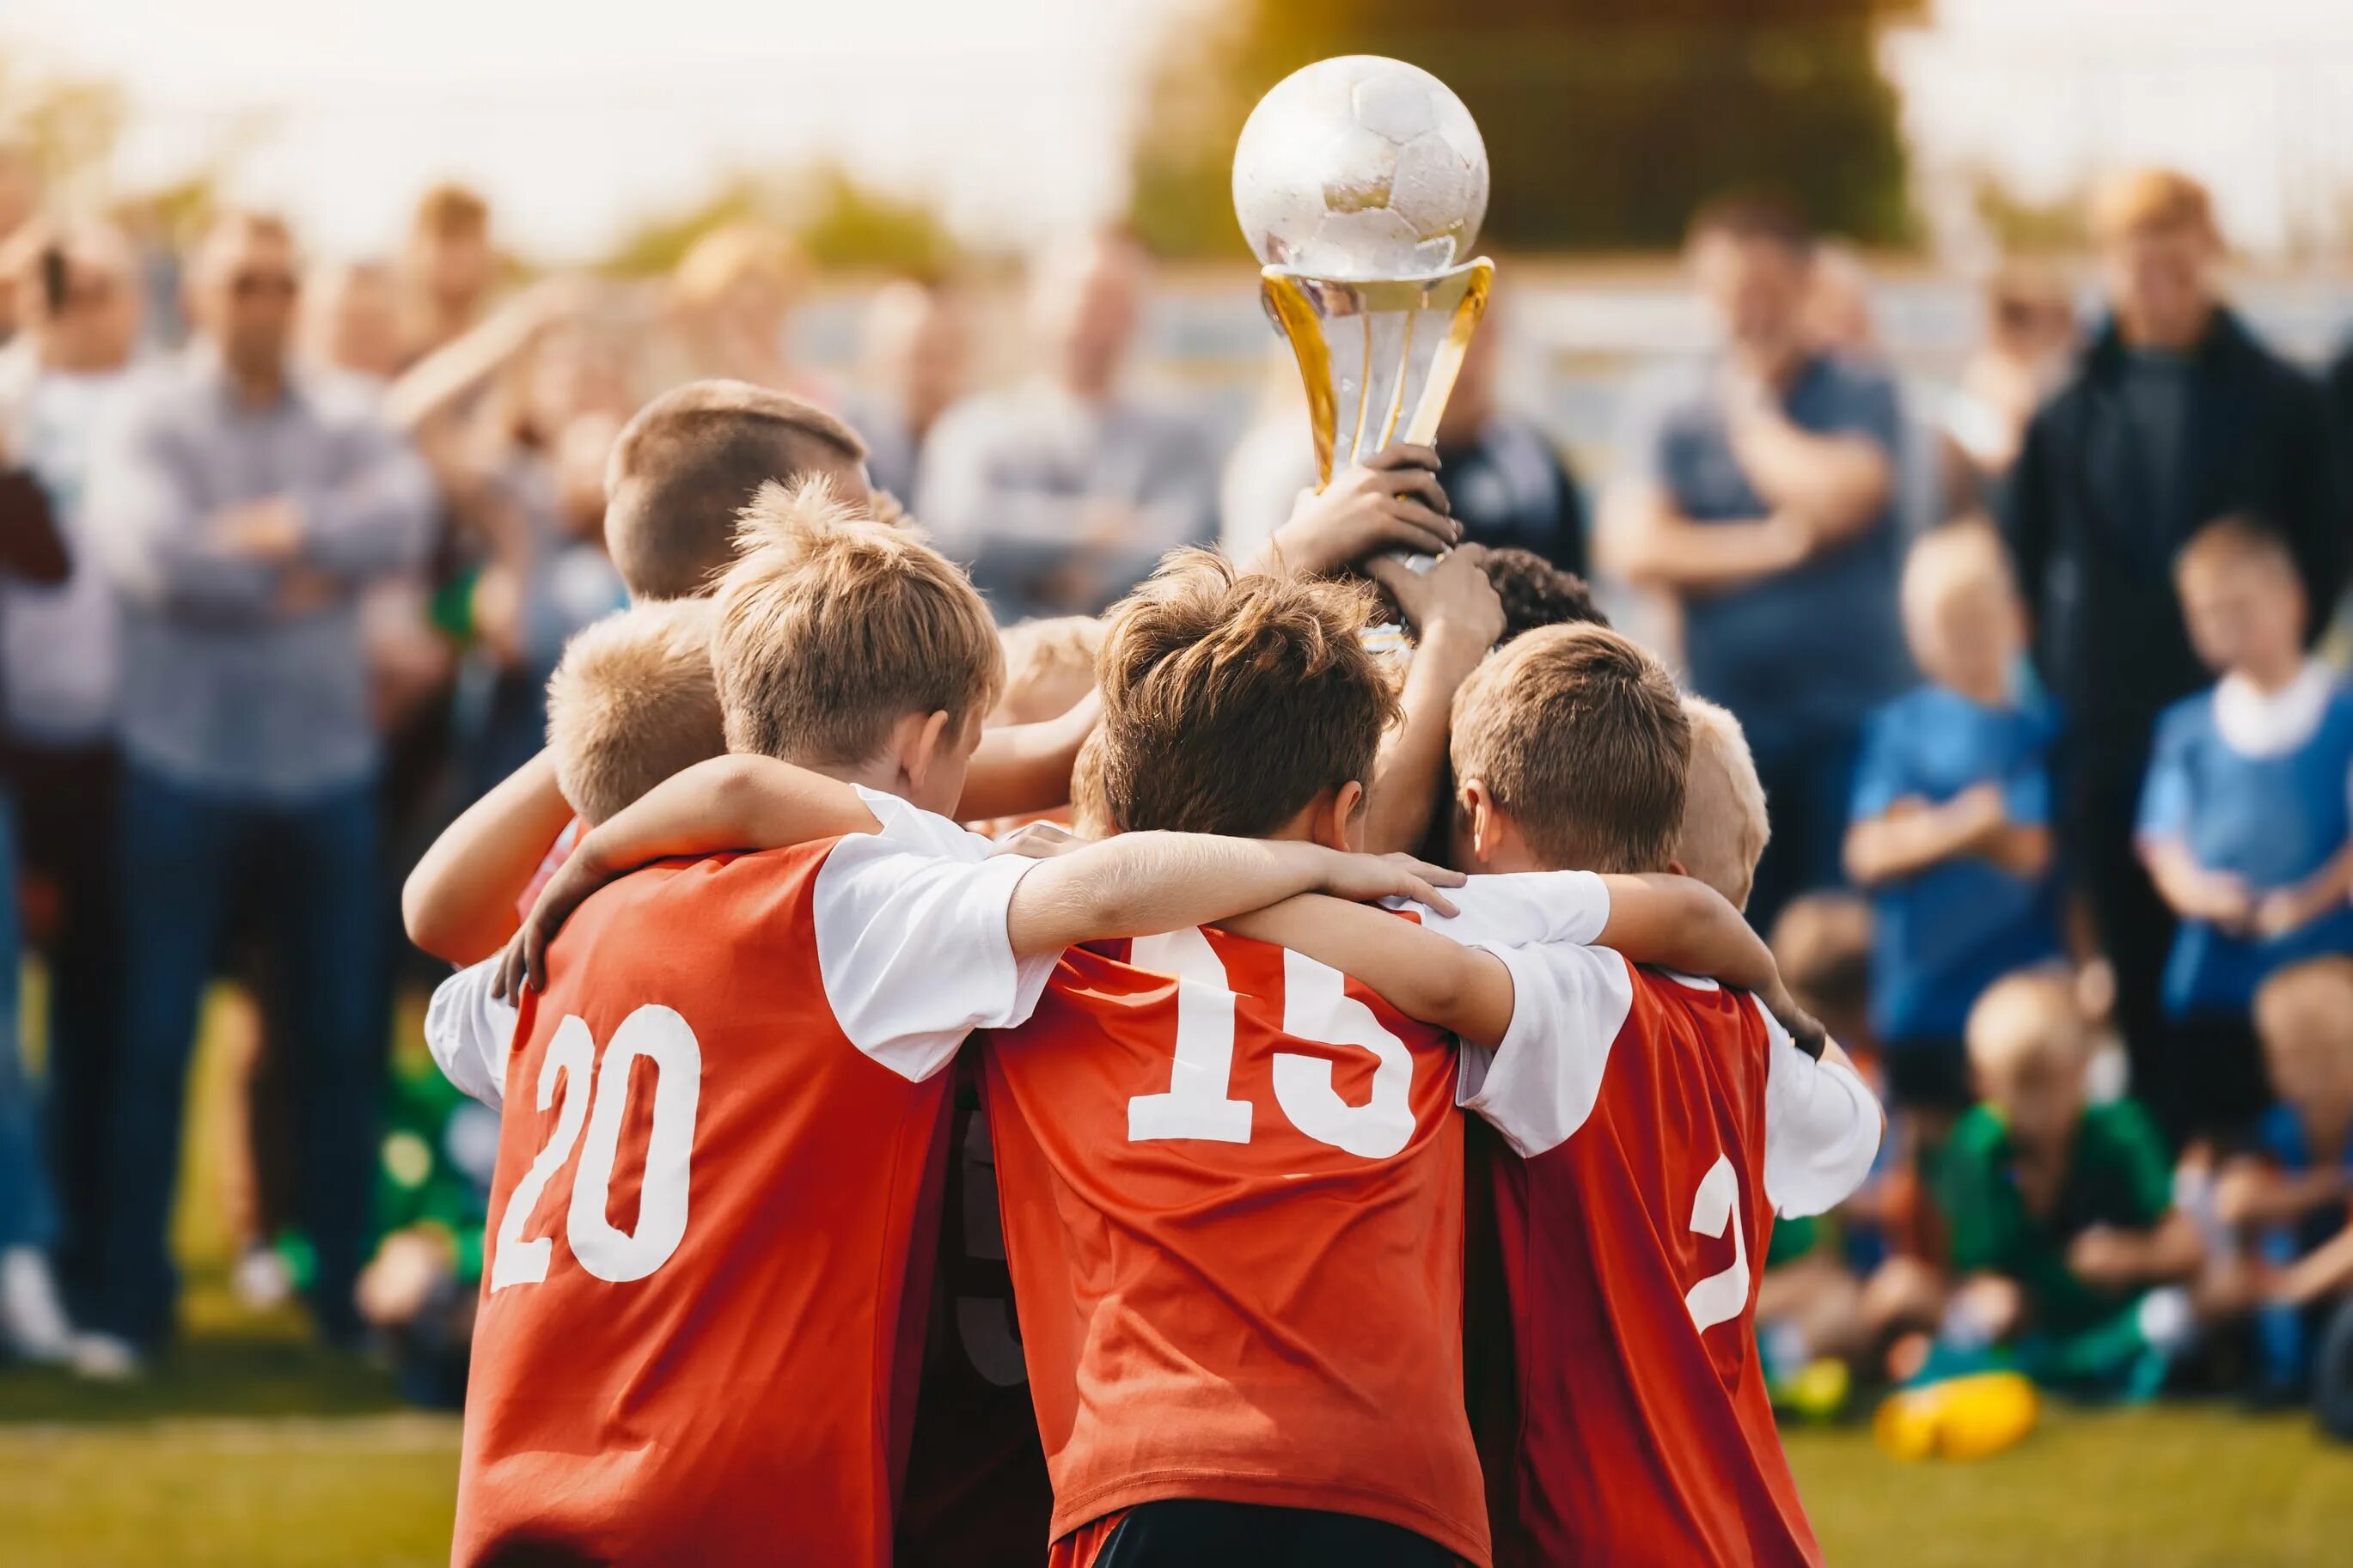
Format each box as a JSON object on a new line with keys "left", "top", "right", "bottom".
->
{"left": 1944, "top": 668, "right": 2010, "bottom": 707}
{"left": 2234, "top": 646, "right": 2307, "bottom": 696}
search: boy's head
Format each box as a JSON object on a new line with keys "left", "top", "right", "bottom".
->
{"left": 993, "top": 615, "right": 1104, "bottom": 727}
{"left": 1449, "top": 624, "right": 1690, "bottom": 875}
{"left": 545, "top": 598, "right": 727, "bottom": 826}
{"left": 1069, "top": 726, "right": 1115, "bottom": 841}
{"left": 2174, "top": 515, "right": 2306, "bottom": 680}
{"left": 1095, "top": 551, "right": 1394, "bottom": 847}
{"left": 712, "top": 477, "right": 1001, "bottom": 817}
{"left": 1769, "top": 893, "right": 1873, "bottom": 1046}
{"left": 2255, "top": 958, "right": 2353, "bottom": 1128}
{"left": 1379, "top": 547, "right": 1610, "bottom": 648}
{"left": 1900, "top": 522, "right": 2024, "bottom": 699}
{"left": 1672, "top": 696, "right": 1769, "bottom": 912}
{"left": 1966, "top": 970, "right": 2089, "bottom": 1150}
{"left": 605, "top": 380, "right": 871, "bottom": 602}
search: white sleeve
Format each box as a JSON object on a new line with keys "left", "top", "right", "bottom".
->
{"left": 813, "top": 833, "right": 1061, "bottom": 1083}
{"left": 1755, "top": 994, "right": 1884, "bottom": 1217}
{"left": 1455, "top": 941, "right": 1636, "bottom": 1158}
{"left": 1415, "top": 869, "right": 1611, "bottom": 951}
{"left": 423, "top": 959, "right": 517, "bottom": 1110}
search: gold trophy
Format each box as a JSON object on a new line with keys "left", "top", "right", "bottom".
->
{"left": 1233, "top": 56, "right": 1494, "bottom": 495}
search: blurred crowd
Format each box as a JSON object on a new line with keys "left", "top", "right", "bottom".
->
{"left": 0, "top": 140, "right": 2347, "bottom": 1441}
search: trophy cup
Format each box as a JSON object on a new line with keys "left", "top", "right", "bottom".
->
{"left": 1232, "top": 55, "right": 1493, "bottom": 500}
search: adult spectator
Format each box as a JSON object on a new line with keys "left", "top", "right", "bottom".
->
{"left": 1951, "top": 260, "right": 2078, "bottom": 487}
{"left": 666, "top": 223, "right": 823, "bottom": 402}
{"left": 398, "top": 183, "right": 498, "bottom": 368}
{"left": 918, "top": 228, "right": 1217, "bottom": 622}
{"left": 0, "top": 224, "right": 143, "bottom": 1334}
{"left": 844, "top": 276, "right": 970, "bottom": 505}
{"left": 305, "top": 259, "right": 406, "bottom": 384}
{"left": 1601, "top": 193, "right": 1910, "bottom": 930}
{"left": 0, "top": 141, "right": 41, "bottom": 345}
{"left": 2002, "top": 168, "right": 2344, "bottom": 1144}
{"left": 1430, "top": 295, "right": 1587, "bottom": 576}
{"left": 81, "top": 211, "right": 436, "bottom": 1368}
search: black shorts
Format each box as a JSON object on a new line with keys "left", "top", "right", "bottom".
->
{"left": 1064, "top": 1500, "right": 1461, "bottom": 1568}
{"left": 1884, "top": 1038, "right": 1973, "bottom": 1114}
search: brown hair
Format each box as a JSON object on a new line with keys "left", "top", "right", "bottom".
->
{"left": 546, "top": 599, "right": 727, "bottom": 825}
{"left": 1450, "top": 624, "right": 1690, "bottom": 872}
{"left": 2174, "top": 511, "right": 2296, "bottom": 585}
{"left": 1768, "top": 893, "right": 1873, "bottom": 1028}
{"left": 995, "top": 615, "right": 1105, "bottom": 725}
{"left": 1687, "top": 190, "right": 1812, "bottom": 255}
{"left": 1096, "top": 551, "right": 1396, "bottom": 838}
{"left": 1378, "top": 547, "right": 1609, "bottom": 649}
{"left": 605, "top": 380, "right": 869, "bottom": 601}
{"left": 412, "top": 182, "right": 490, "bottom": 241}
{"left": 712, "top": 477, "right": 1001, "bottom": 766}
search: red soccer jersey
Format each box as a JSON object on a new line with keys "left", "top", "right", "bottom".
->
{"left": 985, "top": 924, "right": 1489, "bottom": 1565}
{"left": 450, "top": 791, "right": 1056, "bottom": 1568}
{"left": 1432, "top": 889, "right": 1880, "bottom": 1568}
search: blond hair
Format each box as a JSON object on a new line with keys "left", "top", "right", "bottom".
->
{"left": 546, "top": 599, "right": 727, "bottom": 825}
{"left": 2174, "top": 512, "right": 2297, "bottom": 588}
{"left": 671, "top": 222, "right": 810, "bottom": 313}
{"left": 1451, "top": 625, "right": 1690, "bottom": 873}
{"left": 412, "top": 182, "right": 490, "bottom": 241}
{"left": 1965, "top": 970, "right": 2086, "bottom": 1077}
{"left": 605, "top": 380, "right": 868, "bottom": 601}
{"left": 995, "top": 615, "right": 1104, "bottom": 726}
{"left": 1902, "top": 520, "right": 2015, "bottom": 625}
{"left": 1675, "top": 696, "right": 1769, "bottom": 911}
{"left": 712, "top": 477, "right": 1001, "bottom": 766}
{"left": 2091, "top": 168, "right": 2218, "bottom": 244}
{"left": 1096, "top": 551, "right": 1396, "bottom": 839}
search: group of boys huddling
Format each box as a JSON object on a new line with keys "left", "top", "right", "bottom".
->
{"left": 404, "top": 378, "right": 1883, "bottom": 1568}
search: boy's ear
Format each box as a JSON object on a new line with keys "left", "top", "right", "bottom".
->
{"left": 1326, "top": 778, "right": 1367, "bottom": 853}
{"left": 899, "top": 708, "right": 960, "bottom": 795}
{"left": 1666, "top": 857, "right": 1689, "bottom": 878}
{"left": 1461, "top": 778, "right": 1506, "bottom": 864}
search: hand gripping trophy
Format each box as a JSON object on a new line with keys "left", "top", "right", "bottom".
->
{"left": 1232, "top": 55, "right": 1493, "bottom": 505}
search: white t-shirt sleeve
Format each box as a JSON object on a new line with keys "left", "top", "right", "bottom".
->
{"left": 1755, "top": 994, "right": 1884, "bottom": 1217}
{"left": 1415, "top": 869, "right": 1612, "bottom": 951}
{"left": 423, "top": 959, "right": 517, "bottom": 1110}
{"left": 812, "top": 789, "right": 1061, "bottom": 1083}
{"left": 1455, "top": 940, "right": 1636, "bottom": 1158}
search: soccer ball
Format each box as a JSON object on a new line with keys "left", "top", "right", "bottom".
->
{"left": 1232, "top": 55, "right": 1489, "bottom": 279}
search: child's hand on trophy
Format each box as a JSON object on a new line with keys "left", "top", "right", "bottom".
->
{"left": 1250, "top": 442, "right": 1458, "bottom": 579}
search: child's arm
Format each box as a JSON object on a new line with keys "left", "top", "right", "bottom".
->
{"left": 2139, "top": 837, "right": 2258, "bottom": 933}
{"left": 2255, "top": 837, "right": 2353, "bottom": 940}
{"left": 1843, "top": 784, "right": 2012, "bottom": 886}
{"left": 2065, "top": 1211, "right": 2204, "bottom": 1291}
{"left": 956, "top": 689, "right": 1100, "bottom": 821}
{"left": 2215, "top": 1154, "right": 2351, "bottom": 1229}
{"left": 1360, "top": 547, "right": 1504, "bottom": 856}
{"left": 1221, "top": 872, "right": 1821, "bottom": 1050}
{"left": 2274, "top": 1220, "right": 2353, "bottom": 1306}
{"left": 402, "top": 749, "right": 578, "bottom": 964}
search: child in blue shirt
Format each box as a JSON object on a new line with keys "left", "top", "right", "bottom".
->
{"left": 2138, "top": 516, "right": 2353, "bottom": 1143}
{"left": 1846, "top": 522, "right": 2063, "bottom": 1125}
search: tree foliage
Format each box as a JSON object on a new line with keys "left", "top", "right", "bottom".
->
{"left": 602, "top": 164, "right": 959, "bottom": 278}
{"left": 1128, "top": 0, "right": 1928, "bottom": 257}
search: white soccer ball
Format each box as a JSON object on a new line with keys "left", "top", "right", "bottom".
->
{"left": 1232, "top": 55, "right": 1489, "bottom": 279}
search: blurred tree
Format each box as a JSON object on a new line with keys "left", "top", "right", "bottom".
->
{"left": 602, "top": 164, "right": 959, "bottom": 278}
{"left": 0, "top": 47, "right": 128, "bottom": 197}
{"left": 1128, "top": 0, "right": 1928, "bottom": 257}
{"left": 1968, "top": 170, "right": 2087, "bottom": 256}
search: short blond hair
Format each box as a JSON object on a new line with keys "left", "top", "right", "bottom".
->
{"left": 1675, "top": 696, "right": 1769, "bottom": 911}
{"left": 1096, "top": 552, "right": 1395, "bottom": 839}
{"left": 2091, "top": 168, "right": 2218, "bottom": 244}
{"left": 546, "top": 599, "right": 727, "bottom": 825}
{"left": 671, "top": 222, "right": 809, "bottom": 312}
{"left": 713, "top": 477, "right": 1002, "bottom": 766}
{"left": 412, "top": 182, "right": 490, "bottom": 241}
{"left": 2174, "top": 512, "right": 2297, "bottom": 589}
{"left": 606, "top": 380, "right": 868, "bottom": 601}
{"left": 1902, "top": 520, "right": 2015, "bottom": 625}
{"left": 995, "top": 615, "right": 1104, "bottom": 725}
{"left": 1966, "top": 969, "right": 2086, "bottom": 1077}
{"left": 1451, "top": 625, "right": 1690, "bottom": 873}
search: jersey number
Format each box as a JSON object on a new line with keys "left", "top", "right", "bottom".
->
{"left": 1125, "top": 927, "right": 1416, "bottom": 1159}
{"left": 489, "top": 1005, "right": 704, "bottom": 1292}
{"left": 1683, "top": 1153, "right": 1751, "bottom": 1334}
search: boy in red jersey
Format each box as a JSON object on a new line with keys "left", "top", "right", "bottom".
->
{"left": 448, "top": 485, "right": 1463, "bottom": 1568}
{"left": 517, "top": 556, "right": 1801, "bottom": 1568}
{"left": 1222, "top": 624, "right": 1883, "bottom": 1568}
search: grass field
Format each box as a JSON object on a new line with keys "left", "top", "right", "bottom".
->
{"left": 6, "top": 991, "right": 2350, "bottom": 1565}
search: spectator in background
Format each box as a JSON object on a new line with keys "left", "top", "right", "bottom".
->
{"left": 1806, "top": 241, "right": 1968, "bottom": 541}
{"left": 918, "top": 228, "right": 1216, "bottom": 623}
{"left": 80, "top": 211, "right": 436, "bottom": 1371}
{"left": 1932, "top": 972, "right": 2202, "bottom": 1396}
{"left": 666, "top": 223, "right": 823, "bottom": 402}
{"left": 398, "top": 184, "right": 498, "bottom": 369}
{"left": 0, "top": 223, "right": 144, "bottom": 1342}
{"left": 845, "top": 277, "right": 970, "bottom": 505}
{"left": 1428, "top": 294, "right": 1587, "bottom": 574}
{"left": 2003, "top": 170, "right": 2344, "bottom": 1150}
{"left": 305, "top": 259, "right": 406, "bottom": 384}
{"left": 0, "top": 142, "right": 41, "bottom": 344}
{"left": 2136, "top": 516, "right": 2353, "bottom": 1145}
{"left": 1846, "top": 523, "right": 2062, "bottom": 1132}
{"left": 1949, "top": 260, "right": 2078, "bottom": 487}
{"left": 1602, "top": 193, "right": 1910, "bottom": 931}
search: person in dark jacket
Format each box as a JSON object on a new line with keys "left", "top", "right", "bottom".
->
{"left": 2002, "top": 168, "right": 2347, "bottom": 1148}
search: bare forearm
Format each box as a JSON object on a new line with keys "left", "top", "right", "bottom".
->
{"left": 575, "top": 755, "right": 880, "bottom": 879}
{"left": 1845, "top": 810, "right": 1991, "bottom": 886}
{"left": 1221, "top": 892, "right": 1515, "bottom": 1044}
{"left": 1603, "top": 497, "right": 1801, "bottom": 595}
{"left": 960, "top": 691, "right": 1100, "bottom": 821}
{"left": 1594, "top": 875, "right": 1776, "bottom": 993}
{"left": 2141, "top": 840, "right": 2213, "bottom": 918}
{"left": 1366, "top": 637, "right": 1482, "bottom": 855}
{"left": 2131, "top": 1213, "right": 2206, "bottom": 1285}
{"left": 1010, "top": 834, "right": 1337, "bottom": 956}
{"left": 404, "top": 751, "right": 577, "bottom": 963}
{"left": 1730, "top": 416, "right": 1892, "bottom": 542}
{"left": 2282, "top": 1223, "right": 2353, "bottom": 1304}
